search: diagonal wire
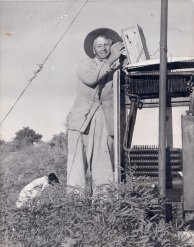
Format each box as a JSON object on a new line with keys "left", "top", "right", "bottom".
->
{"left": 0, "top": 0, "right": 89, "bottom": 126}
{"left": 1, "top": 0, "right": 77, "bottom": 98}
{"left": 0, "top": 65, "right": 43, "bottom": 126}
{"left": 42, "top": 0, "right": 89, "bottom": 65}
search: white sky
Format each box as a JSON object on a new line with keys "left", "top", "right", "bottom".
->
{"left": 0, "top": 0, "right": 194, "bottom": 146}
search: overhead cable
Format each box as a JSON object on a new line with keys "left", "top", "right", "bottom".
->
{"left": 0, "top": 0, "right": 89, "bottom": 126}
{"left": 2, "top": 0, "right": 77, "bottom": 98}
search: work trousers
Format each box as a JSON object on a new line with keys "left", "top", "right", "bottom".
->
{"left": 67, "top": 106, "right": 114, "bottom": 190}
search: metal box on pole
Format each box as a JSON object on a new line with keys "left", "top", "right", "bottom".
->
{"left": 121, "top": 24, "right": 150, "bottom": 64}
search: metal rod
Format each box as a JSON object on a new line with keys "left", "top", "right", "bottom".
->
{"left": 187, "top": 89, "right": 194, "bottom": 116}
{"left": 128, "top": 72, "right": 194, "bottom": 77}
{"left": 158, "top": 0, "right": 168, "bottom": 204}
{"left": 113, "top": 70, "right": 121, "bottom": 184}
{"left": 123, "top": 99, "right": 138, "bottom": 151}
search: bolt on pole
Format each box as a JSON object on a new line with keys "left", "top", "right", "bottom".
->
{"left": 158, "top": 0, "right": 168, "bottom": 212}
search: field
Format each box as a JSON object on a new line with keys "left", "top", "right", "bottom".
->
{"left": 0, "top": 139, "right": 192, "bottom": 247}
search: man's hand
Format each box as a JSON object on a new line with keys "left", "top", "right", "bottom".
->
{"left": 107, "top": 42, "right": 125, "bottom": 65}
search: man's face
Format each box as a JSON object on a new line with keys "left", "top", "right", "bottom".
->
{"left": 93, "top": 36, "right": 112, "bottom": 61}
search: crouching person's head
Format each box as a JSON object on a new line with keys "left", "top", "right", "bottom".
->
{"left": 48, "top": 173, "right": 59, "bottom": 186}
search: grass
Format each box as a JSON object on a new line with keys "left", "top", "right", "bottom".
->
{"left": 0, "top": 142, "right": 192, "bottom": 247}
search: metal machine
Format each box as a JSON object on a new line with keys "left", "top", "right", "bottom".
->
{"left": 114, "top": 62, "right": 194, "bottom": 221}
{"left": 113, "top": 34, "right": 194, "bottom": 221}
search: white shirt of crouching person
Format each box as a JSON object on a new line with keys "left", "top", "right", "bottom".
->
{"left": 16, "top": 173, "right": 59, "bottom": 208}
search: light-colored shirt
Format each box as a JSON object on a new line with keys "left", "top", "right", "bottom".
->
{"left": 16, "top": 176, "right": 49, "bottom": 208}
{"left": 67, "top": 57, "right": 121, "bottom": 135}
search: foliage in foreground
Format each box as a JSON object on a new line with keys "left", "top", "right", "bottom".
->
{"left": 0, "top": 141, "right": 192, "bottom": 247}
{"left": 0, "top": 142, "right": 67, "bottom": 246}
{"left": 1, "top": 180, "right": 192, "bottom": 247}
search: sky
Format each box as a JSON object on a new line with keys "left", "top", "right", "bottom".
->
{"left": 0, "top": 0, "right": 194, "bottom": 147}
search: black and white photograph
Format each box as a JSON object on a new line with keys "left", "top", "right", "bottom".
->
{"left": 0, "top": 0, "right": 194, "bottom": 246}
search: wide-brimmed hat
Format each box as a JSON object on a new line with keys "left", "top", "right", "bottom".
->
{"left": 84, "top": 28, "right": 122, "bottom": 58}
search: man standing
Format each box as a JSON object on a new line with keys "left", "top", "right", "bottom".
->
{"left": 67, "top": 28, "right": 125, "bottom": 190}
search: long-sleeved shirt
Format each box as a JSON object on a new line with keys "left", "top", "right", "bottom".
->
{"left": 67, "top": 57, "right": 120, "bottom": 135}
{"left": 16, "top": 176, "right": 49, "bottom": 208}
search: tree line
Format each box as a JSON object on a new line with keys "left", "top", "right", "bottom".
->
{"left": 0, "top": 127, "right": 67, "bottom": 150}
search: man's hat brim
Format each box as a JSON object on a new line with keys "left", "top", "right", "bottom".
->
{"left": 84, "top": 28, "right": 122, "bottom": 58}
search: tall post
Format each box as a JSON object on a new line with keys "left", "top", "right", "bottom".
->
{"left": 113, "top": 70, "right": 121, "bottom": 184}
{"left": 158, "top": 0, "right": 168, "bottom": 209}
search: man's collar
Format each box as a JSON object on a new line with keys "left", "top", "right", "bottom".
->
{"left": 93, "top": 57, "right": 104, "bottom": 64}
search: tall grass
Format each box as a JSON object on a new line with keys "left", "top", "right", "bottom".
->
{"left": 0, "top": 142, "right": 192, "bottom": 247}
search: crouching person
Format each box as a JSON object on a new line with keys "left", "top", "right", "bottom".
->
{"left": 16, "top": 173, "right": 59, "bottom": 208}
